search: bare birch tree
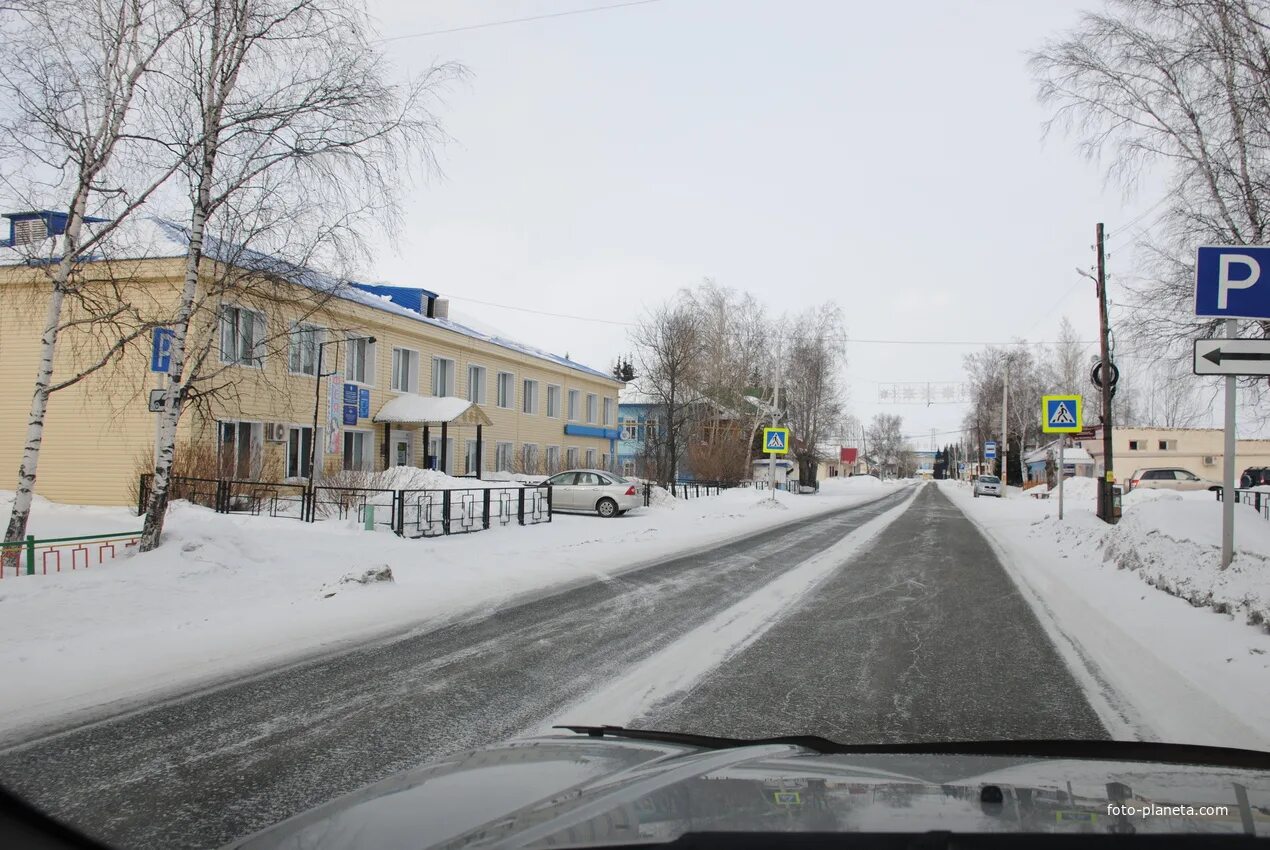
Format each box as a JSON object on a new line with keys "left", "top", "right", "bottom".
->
{"left": 1032, "top": 0, "right": 1270, "bottom": 415}
{"left": 867, "top": 414, "right": 904, "bottom": 479}
{"left": 138, "top": 0, "right": 461, "bottom": 550}
{"left": 0, "top": 0, "right": 192, "bottom": 560}
{"left": 632, "top": 297, "right": 705, "bottom": 484}
{"left": 783, "top": 305, "right": 846, "bottom": 485}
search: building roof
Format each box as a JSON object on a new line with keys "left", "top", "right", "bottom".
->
{"left": 0, "top": 214, "right": 617, "bottom": 383}
{"left": 373, "top": 394, "right": 492, "bottom": 426}
{"left": 618, "top": 378, "right": 657, "bottom": 405}
{"left": 1024, "top": 442, "right": 1095, "bottom": 465}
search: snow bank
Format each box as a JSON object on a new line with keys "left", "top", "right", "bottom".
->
{"left": 0, "top": 481, "right": 914, "bottom": 741}
{"left": 940, "top": 480, "right": 1270, "bottom": 750}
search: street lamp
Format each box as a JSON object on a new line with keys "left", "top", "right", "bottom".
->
{"left": 306, "top": 335, "right": 375, "bottom": 520}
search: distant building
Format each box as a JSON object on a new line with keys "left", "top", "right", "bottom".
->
{"left": 1024, "top": 440, "right": 1095, "bottom": 485}
{"left": 1076, "top": 425, "right": 1270, "bottom": 482}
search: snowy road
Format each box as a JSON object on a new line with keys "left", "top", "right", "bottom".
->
{"left": 0, "top": 483, "right": 1106, "bottom": 849}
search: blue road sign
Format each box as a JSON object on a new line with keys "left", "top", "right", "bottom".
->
{"left": 1195, "top": 245, "right": 1270, "bottom": 318}
{"left": 985, "top": 441, "right": 997, "bottom": 459}
{"left": 150, "top": 328, "right": 175, "bottom": 373}
{"left": 1042, "top": 395, "right": 1082, "bottom": 434}
{"left": 762, "top": 427, "right": 790, "bottom": 454}
{"left": 358, "top": 387, "right": 370, "bottom": 418}
{"left": 343, "top": 404, "right": 358, "bottom": 426}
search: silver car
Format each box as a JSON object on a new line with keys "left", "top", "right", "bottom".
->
{"left": 973, "top": 474, "right": 1002, "bottom": 497}
{"left": 542, "top": 469, "right": 642, "bottom": 517}
{"left": 1128, "top": 467, "right": 1221, "bottom": 492}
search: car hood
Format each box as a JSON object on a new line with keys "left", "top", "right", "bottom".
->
{"left": 227, "top": 733, "right": 1270, "bottom": 848}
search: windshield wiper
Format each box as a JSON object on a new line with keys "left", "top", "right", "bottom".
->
{"left": 554, "top": 725, "right": 1270, "bottom": 770}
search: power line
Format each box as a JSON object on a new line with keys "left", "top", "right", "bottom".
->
{"left": 1105, "top": 194, "right": 1173, "bottom": 243}
{"left": 375, "top": 0, "right": 665, "bottom": 43}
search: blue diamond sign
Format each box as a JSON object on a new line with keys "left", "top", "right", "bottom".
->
{"left": 762, "top": 427, "right": 790, "bottom": 455}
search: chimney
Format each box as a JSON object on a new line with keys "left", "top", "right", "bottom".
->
{"left": 433, "top": 297, "right": 449, "bottom": 320}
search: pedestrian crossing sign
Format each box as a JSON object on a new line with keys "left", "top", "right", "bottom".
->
{"left": 1042, "top": 395, "right": 1083, "bottom": 434}
{"left": 762, "top": 427, "right": 791, "bottom": 454}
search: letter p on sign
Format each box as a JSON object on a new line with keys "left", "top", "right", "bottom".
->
{"left": 1219, "top": 254, "right": 1261, "bottom": 309}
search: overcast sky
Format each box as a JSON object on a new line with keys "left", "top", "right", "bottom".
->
{"left": 356, "top": 0, "right": 1163, "bottom": 447}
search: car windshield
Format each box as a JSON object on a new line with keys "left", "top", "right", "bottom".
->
{"left": 1, "top": 1, "right": 1267, "bottom": 847}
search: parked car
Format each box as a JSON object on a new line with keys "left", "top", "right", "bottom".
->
{"left": 972, "top": 475, "right": 1001, "bottom": 497}
{"left": 1127, "top": 467, "right": 1221, "bottom": 492}
{"left": 541, "top": 469, "right": 642, "bottom": 517}
{"left": 1240, "top": 466, "right": 1270, "bottom": 489}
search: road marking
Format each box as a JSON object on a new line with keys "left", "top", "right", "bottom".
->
{"left": 536, "top": 486, "right": 923, "bottom": 732}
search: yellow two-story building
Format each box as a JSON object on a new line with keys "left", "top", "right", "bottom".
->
{"left": 0, "top": 211, "right": 623, "bottom": 506}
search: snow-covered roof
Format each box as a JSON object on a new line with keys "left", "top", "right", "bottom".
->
{"left": 0, "top": 215, "right": 618, "bottom": 383}
{"left": 373, "top": 394, "right": 492, "bottom": 426}
{"left": 1024, "top": 442, "right": 1094, "bottom": 465}
{"left": 618, "top": 378, "right": 657, "bottom": 405}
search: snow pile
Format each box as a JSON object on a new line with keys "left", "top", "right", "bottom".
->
{"left": 1051, "top": 476, "right": 1098, "bottom": 502}
{"left": 371, "top": 467, "right": 524, "bottom": 491}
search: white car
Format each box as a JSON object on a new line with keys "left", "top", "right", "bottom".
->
{"left": 542, "top": 469, "right": 642, "bottom": 517}
{"left": 973, "top": 475, "right": 1002, "bottom": 497}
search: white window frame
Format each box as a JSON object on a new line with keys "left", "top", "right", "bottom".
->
{"left": 586, "top": 393, "right": 597, "bottom": 424}
{"left": 219, "top": 304, "right": 266, "bottom": 368}
{"left": 342, "top": 429, "right": 374, "bottom": 472}
{"left": 391, "top": 347, "right": 420, "bottom": 393}
{"left": 568, "top": 389, "right": 580, "bottom": 421}
{"left": 603, "top": 397, "right": 614, "bottom": 426}
{"left": 585, "top": 447, "right": 597, "bottom": 468}
{"left": 464, "top": 440, "right": 480, "bottom": 475}
{"left": 521, "top": 443, "right": 539, "bottom": 473}
{"left": 522, "top": 379, "right": 539, "bottom": 415}
{"left": 288, "top": 323, "right": 323, "bottom": 376}
{"left": 645, "top": 417, "right": 658, "bottom": 440}
{"left": 497, "top": 372, "right": 515, "bottom": 409}
{"left": 495, "top": 441, "right": 514, "bottom": 472}
{"left": 546, "top": 384, "right": 561, "bottom": 418}
{"left": 620, "top": 418, "right": 637, "bottom": 440}
{"left": 344, "top": 335, "right": 376, "bottom": 386}
{"left": 566, "top": 447, "right": 579, "bottom": 468}
{"left": 622, "top": 460, "right": 635, "bottom": 477}
{"left": 546, "top": 445, "right": 561, "bottom": 473}
{"left": 467, "top": 364, "right": 487, "bottom": 404}
{"left": 217, "top": 420, "right": 264, "bottom": 479}
{"left": 285, "top": 425, "right": 314, "bottom": 479}
{"left": 431, "top": 356, "right": 456, "bottom": 396}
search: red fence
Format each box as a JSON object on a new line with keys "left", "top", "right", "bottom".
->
{"left": 0, "top": 531, "right": 142, "bottom": 579}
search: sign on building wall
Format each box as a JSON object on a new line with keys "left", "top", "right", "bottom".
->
{"left": 327, "top": 374, "right": 343, "bottom": 454}
{"left": 358, "top": 388, "right": 370, "bottom": 418}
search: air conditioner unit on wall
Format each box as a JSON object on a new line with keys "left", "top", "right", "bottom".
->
{"left": 1202, "top": 455, "right": 1216, "bottom": 466}
{"left": 266, "top": 422, "right": 288, "bottom": 442}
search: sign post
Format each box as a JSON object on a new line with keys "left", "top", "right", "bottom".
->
{"left": 150, "top": 329, "right": 175, "bottom": 470}
{"left": 1191, "top": 245, "right": 1270, "bottom": 567}
{"left": 1042, "top": 395, "right": 1083, "bottom": 521}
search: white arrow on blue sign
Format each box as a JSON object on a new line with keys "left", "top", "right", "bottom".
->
{"left": 1194, "top": 246, "right": 1270, "bottom": 319}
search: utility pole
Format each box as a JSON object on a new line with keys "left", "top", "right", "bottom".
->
{"left": 1095, "top": 222, "right": 1116, "bottom": 523}
{"left": 1000, "top": 363, "right": 1009, "bottom": 497}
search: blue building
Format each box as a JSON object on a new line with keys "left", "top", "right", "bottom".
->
{"left": 616, "top": 380, "right": 661, "bottom": 479}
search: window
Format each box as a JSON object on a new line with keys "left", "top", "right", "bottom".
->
{"left": 586, "top": 393, "right": 597, "bottom": 424}
{"left": 585, "top": 448, "right": 597, "bottom": 467}
{"left": 546, "top": 446, "right": 561, "bottom": 473}
{"left": 546, "top": 385, "right": 561, "bottom": 418}
{"left": 345, "top": 336, "right": 375, "bottom": 384}
{"left": 522, "top": 379, "right": 539, "bottom": 414}
{"left": 428, "top": 436, "right": 455, "bottom": 474}
{"left": 621, "top": 418, "right": 637, "bottom": 440}
{"left": 622, "top": 460, "right": 635, "bottom": 477}
{"left": 343, "top": 431, "right": 373, "bottom": 471}
{"left": 217, "top": 421, "right": 262, "bottom": 479}
{"left": 432, "top": 357, "right": 456, "bottom": 396}
{"left": 219, "top": 305, "right": 265, "bottom": 366}
{"left": 495, "top": 442, "right": 513, "bottom": 472}
{"left": 603, "top": 397, "right": 613, "bottom": 426}
{"left": 497, "top": 372, "right": 514, "bottom": 409}
{"left": 521, "top": 443, "right": 539, "bottom": 473}
{"left": 601, "top": 452, "right": 609, "bottom": 470}
{"left": 645, "top": 417, "right": 658, "bottom": 440}
{"left": 1174, "top": 469, "right": 1199, "bottom": 481}
{"left": 1159, "top": 439, "right": 1177, "bottom": 451}
{"left": 392, "top": 348, "right": 420, "bottom": 393}
{"left": 1142, "top": 470, "right": 1167, "bottom": 480}
{"left": 288, "top": 324, "right": 322, "bottom": 376}
{"left": 464, "top": 440, "right": 480, "bottom": 475}
{"left": 467, "top": 365, "right": 486, "bottom": 404}
{"left": 1129, "top": 440, "right": 1142, "bottom": 450}
{"left": 568, "top": 389, "right": 580, "bottom": 421}
{"left": 13, "top": 217, "right": 46, "bottom": 245}
{"left": 285, "top": 426, "right": 313, "bottom": 479}
{"left": 566, "top": 447, "right": 579, "bottom": 468}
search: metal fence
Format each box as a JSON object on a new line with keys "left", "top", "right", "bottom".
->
{"left": 0, "top": 530, "right": 141, "bottom": 579}
{"left": 1216, "top": 487, "right": 1270, "bottom": 520}
{"left": 398, "top": 485, "right": 552, "bottom": 538}
{"left": 139, "top": 474, "right": 549, "bottom": 538}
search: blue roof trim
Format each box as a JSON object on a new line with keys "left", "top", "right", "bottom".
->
{"left": 564, "top": 423, "right": 621, "bottom": 439}
{"left": 351, "top": 282, "right": 439, "bottom": 312}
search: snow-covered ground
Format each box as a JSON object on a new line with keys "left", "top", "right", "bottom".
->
{"left": 942, "top": 478, "right": 1270, "bottom": 751}
{"left": 0, "top": 476, "right": 907, "bottom": 740}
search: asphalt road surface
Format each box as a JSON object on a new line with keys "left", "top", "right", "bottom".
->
{"left": 0, "top": 486, "right": 919, "bottom": 849}
{"left": 640, "top": 484, "right": 1109, "bottom": 743}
